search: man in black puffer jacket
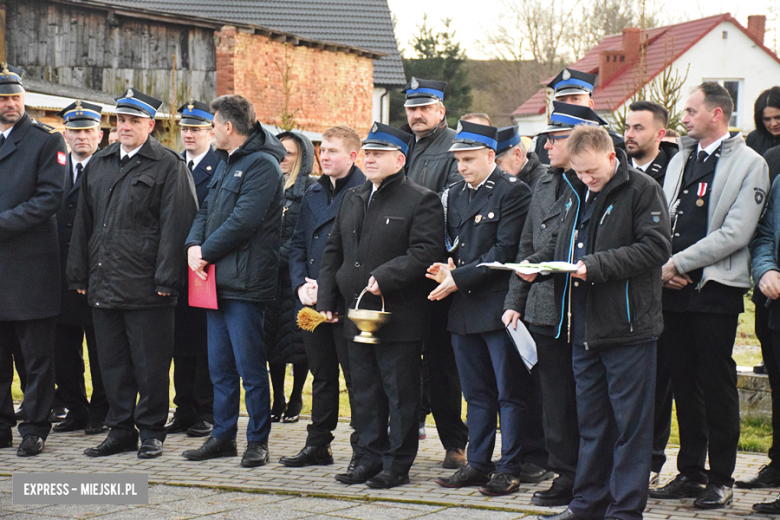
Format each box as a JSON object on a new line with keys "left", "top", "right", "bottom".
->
{"left": 183, "top": 95, "right": 285, "bottom": 468}
{"left": 525, "top": 126, "right": 670, "bottom": 520}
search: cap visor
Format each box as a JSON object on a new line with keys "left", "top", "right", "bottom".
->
{"left": 554, "top": 87, "right": 591, "bottom": 98}
{"left": 179, "top": 117, "right": 212, "bottom": 127}
{"left": 448, "top": 141, "right": 489, "bottom": 152}
{"left": 362, "top": 143, "right": 402, "bottom": 151}
{"left": 404, "top": 97, "right": 439, "bottom": 107}
{"left": 0, "top": 85, "right": 24, "bottom": 96}
{"left": 115, "top": 106, "right": 152, "bottom": 118}
{"left": 64, "top": 120, "right": 101, "bottom": 129}
{"left": 540, "top": 123, "right": 575, "bottom": 135}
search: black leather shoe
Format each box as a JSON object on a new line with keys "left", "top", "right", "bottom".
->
{"left": 164, "top": 415, "right": 194, "bottom": 434}
{"left": 14, "top": 406, "right": 23, "bottom": 421}
{"left": 335, "top": 464, "right": 382, "bottom": 485}
{"left": 693, "top": 483, "right": 733, "bottom": 509}
{"left": 348, "top": 451, "right": 362, "bottom": 472}
{"left": 53, "top": 417, "right": 87, "bottom": 433}
{"left": 279, "top": 445, "right": 334, "bottom": 467}
{"left": 736, "top": 465, "right": 780, "bottom": 489}
{"left": 532, "top": 478, "right": 574, "bottom": 507}
{"left": 753, "top": 496, "right": 780, "bottom": 514}
{"left": 519, "top": 462, "right": 555, "bottom": 483}
{"left": 49, "top": 407, "right": 68, "bottom": 423}
{"left": 182, "top": 436, "right": 237, "bottom": 461}
{"left": 479, "top": 472, "right": 521, "bottom": 496}
{"left": 84, "top": 435, "right": 139, "bottom": 457}
{"left": 17, "top": 435, "right": 44, "bottom": 457}
{"left": 442, "top": 448, "right": 466, "bottom": 469}
{"left": 0, "top": 429, "right": 12, "bottom": 449}
{"left": 138, "top": 439, "right": 163, "bottom": 459}
{"left": 186, "top": 420, "right": 213, "bottom": 438}
{"left": 282, "top": 397, "right": 302, "bottom": 423}
{"left": 241, "top": 441, "right": 269, "bottom": 467}
{"left": 366, "top": 469, "right": 410, "bottom": 489}
{"left": 85, "top": 420, "right": 108, "bottom": 435}
{"left": 435, "top": 464, "right": 490, "bottom": 488}
{"left": 648, "top": 474, "right": 707, "bottom": 499}
{"left": 537, "top": 509, "right": 585, "bottom": 520}
{"left": 270, "top": 399, "right": 286, "bottom": 423}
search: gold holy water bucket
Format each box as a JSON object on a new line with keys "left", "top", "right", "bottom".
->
{"left": 347, "top": 288, "right": 391, "bottom": 344}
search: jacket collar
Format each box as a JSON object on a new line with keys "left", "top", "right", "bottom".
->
{"left": 0, "top": 112, "right": 32, "bottom": 162}
{"left": 678, "top": 131, "right": 744, "bottom": 159}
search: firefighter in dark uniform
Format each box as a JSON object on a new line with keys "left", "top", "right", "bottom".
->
{"left": 164, "top": 100, "right": 220, "bottom": 438}
{"left": 429, "top": 121, "right": 545, "bottom": 496}
{"left": 317, "top": 122, "right": 445, "bottom": 489}
{"left": 0, "top": 63, "right": 67, "bottom": 456}
{"left": 532, "top": 68, "right": 625, "bottom": 165}
{"left": 51, "top": 101, "right": 109, "bottom": 436}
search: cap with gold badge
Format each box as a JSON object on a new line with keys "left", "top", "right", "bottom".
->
{"left": 56, "top": 100, "right": 103, "bottom": 129}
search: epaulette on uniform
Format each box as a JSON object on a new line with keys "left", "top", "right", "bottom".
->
{"left": 31, "top": 118, "right": 59, "bottom": 134}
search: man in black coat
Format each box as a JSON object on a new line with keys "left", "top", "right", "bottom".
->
{"left": 317, "top": 122, "right": 445, "bottom": 489}
{"left": 67, "top": 88, "right": 198, "bottom": 459}
{"left": 524, "top": 126, "right": 671, "bottom": 520}
{"left": 428, "top": 121, "right": 542, "bottom": 496}
{"left": 51, "top": 101, "right": 109, "bottom": 436}
{"left": 183, "top": 95, "right": 286, "bottom": 468}
{"left": 494, "top": 125, "right": 546, "bottom": 190}
{"left": 280, "top": 125, "right": 366, "bottom": 468}
{"left": 0, "top": 63, "right": 66, "bottom": 457}
{"left": 165, "top": 100, "right": 220, "bottom": 438}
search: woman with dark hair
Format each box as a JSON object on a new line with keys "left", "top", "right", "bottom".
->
{"left": 747, "top": 86, "right": 780, "bottom": 155}
{"left": 265, "top": 131, "right": 317, "bottom": 423}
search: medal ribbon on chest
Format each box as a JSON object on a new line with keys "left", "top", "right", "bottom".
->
{"left": 697, "top": 183, "right": 708, "bottom": 197}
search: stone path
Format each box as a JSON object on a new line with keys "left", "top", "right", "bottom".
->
{"left": 1, "top": 415, "right": 779, "bottom": 519}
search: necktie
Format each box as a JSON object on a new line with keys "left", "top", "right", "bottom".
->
{"left": 697, "top": 150, "right": 709, "bottom": 163}
{"left": 188, "top": 160, "right": 194, "bottom": 172}
{"left": 0, "top": 134, "right": 5, "bottom": 148}
{"left": 120, "top": 155, "right": 131, "bottom": 168}
{"left": 74, "top": 163, "right": 83, "bottom": 184}
{"left": 468, "top": 187, "right": 479, "bottom": 203}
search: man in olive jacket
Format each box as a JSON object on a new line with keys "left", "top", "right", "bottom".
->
{"left": 524, "top": 126, "right": 671, "bottom": 520}
{"left": 183, "top": 95, "right": 285, "bottom": 469}
{"left": 317, "top": 122, "right": 445, "bottom": 489}
{"left": 68, "top": 88, "right": 197, "bottom": 459}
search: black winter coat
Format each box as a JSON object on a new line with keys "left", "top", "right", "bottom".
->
{"left": 402, "top": 120, "right": 462, "bottom": 195}
{"left": 185, "top": 123, "right": 286, "bottom": 303}
{"left": 317, "top": 171, "right": 445, "bottom": 342}
{"left": 526, "top": 151, "right": 671, "bottom": 348}
{"left": 67, "top": 137, "right": 197, "bottom": 308}
{"left": 0, "top": 113, "right": 66, "bottom": 321}
{"left": 58, "top": 154, "right": 92, "bottom": 325}
{"left": 265, "top": 131, "right": 317, "bottom": 365}
{"left": 516, "top": 152, "right": 547, "bottom": 191}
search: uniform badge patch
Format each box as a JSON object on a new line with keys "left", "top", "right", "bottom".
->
{"left": 410, "top": 77, "right": 419, "bottom": 90}
{"left": 488, "top": 212, "right": 495, "bottom": 219}
{"left": 756, "top": 188, "right": 767, "bottom": 205}
{"left": 475, "top": 215, "right": 482, "bottom": 223}
{"left": 456, "top": 121, "right": 463, "bottom": 134}
{"left": 234, "top": 170, "right": 243, "bottom": 178}
{"left": 562, "top": 69, "right": 571, "bottom": 80}
{"left": 57, "top": 151, "right": 67, "bottom": 165}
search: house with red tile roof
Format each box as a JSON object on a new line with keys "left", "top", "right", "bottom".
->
{"left": 512, "top": 14, "right": 780, "bottom": 136}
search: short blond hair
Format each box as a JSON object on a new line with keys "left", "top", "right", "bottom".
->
{"left": 566, "top": 125, "right": 614, "bottom": 158}
{"left": 322, "top": 125, "right": 361, "bottom": 152}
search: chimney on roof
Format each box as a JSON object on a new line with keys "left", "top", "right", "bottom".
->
{"left": 747, "top": 15, "right": 766, "bottom": 45}
{"left": 599, "top": 27, "right": 643, "bottom": 87}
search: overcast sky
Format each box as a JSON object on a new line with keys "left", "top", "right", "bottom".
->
{"left": 386, "top": 0, "right": 779, "bottom": 59}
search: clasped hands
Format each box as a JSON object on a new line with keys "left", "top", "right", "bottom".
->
{"left": 661, "top": 258, "right": 692, "bottom": 290}
{"left": 426, "top": 258, "right": 458, "bottom": 300}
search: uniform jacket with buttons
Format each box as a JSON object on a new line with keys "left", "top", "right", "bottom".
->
{"left": 0, "top": 113, "right": 66, "bottom": 321}
{"left": 445, "top": 167, "right": 532, "bottom": 334}
{"left": 316, "top": 171, "right": 445, "bottom": 342}
{"left": 526, "top": 152, "right": 671, "bottom": 348}
{"left": 185, "top": 147, "right": 220, "bottom": 207}
{"left": 185, "top": 123, "right": 286, "bottom": 303}
{"left": 288, "top": 165, "right": 366, "bottom": 314}
{"left": 67, "top": 137, "right": 198, "bottom": 309}
{"left": 58, "top": 154, "right": 92, "bottom": 325}
{"left": 402, "top": 120, "right": 462, "bottom": 195}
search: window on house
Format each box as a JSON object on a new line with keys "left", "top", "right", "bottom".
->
{"left": 705, "top": 79, "right": 741, "bottom": 127}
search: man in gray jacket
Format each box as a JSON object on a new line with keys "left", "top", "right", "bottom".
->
{"left": 651, "top": 82, "right": 770, "bottom": 509}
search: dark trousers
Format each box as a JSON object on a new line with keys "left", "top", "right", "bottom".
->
{"left": 755, "top": 294, "right": 780, "bottom": 468}
{"left": 420, "top": 299, "right": 468, "bottom": 450}
{"left": 570, "top": 341, "right": 656, "bottom": 520}
{"left": 663, "top": 311, "right": 740, "bottom": 487}
{"left": 93, "top": 307, "right": 174, "bottom": 441}
{"left": 534, "top": 331, "right": 579, "bottom": 486}
{"left": 207, "top": 300, "right": 269, "bottom": 443}
{"left": 349, "top": 339, "right": 421, "bottom": 473}
{"left": 12, "top": 337, "right": 27, "bottom": 393}
{"left": 0, "top": 318, "right": 56, "bottom": 439}
{"left": 651, "top": 338, "right": 674, "bottom": 474}
{"left": 172, "top": 354, "right": 213, "bottom": 423}
{"left": 302, "top": 321, "right": 358, "bottom": 449}
{"left": 452, "top": 329, "right": 546, "bottom": 475}
{"left": 54, "top": 323, "right": 108, "bottom": 423}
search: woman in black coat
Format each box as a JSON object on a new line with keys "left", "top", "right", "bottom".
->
{"left": 747, "top": 86, "right": 780, "bottom": 155}
{"left": 265, "top": 131, "right": 317, "bottom": 422}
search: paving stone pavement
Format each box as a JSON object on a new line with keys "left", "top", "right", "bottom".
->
{"left": 1, "top": 415, "right": 779, "bottom": 519}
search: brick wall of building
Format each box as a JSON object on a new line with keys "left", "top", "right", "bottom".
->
{"left": 215, "top": 26, "right": 375, "bottom": 138}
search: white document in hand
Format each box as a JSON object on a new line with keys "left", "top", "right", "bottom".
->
{"left": 505, "top": 320, "right": 538, "bottom": 373}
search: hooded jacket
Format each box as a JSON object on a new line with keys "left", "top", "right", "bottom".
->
{"left": 185, "top": 122, "right": 286, "bottom": 303}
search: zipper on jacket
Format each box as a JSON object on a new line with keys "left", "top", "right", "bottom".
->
{"left": 625, "top": 280, "right": 633, "bottom": 332}
{"left": 556, "top": 177, "right": 581, "bottom": 343}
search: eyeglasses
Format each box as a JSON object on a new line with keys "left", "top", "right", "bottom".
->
{"left": 180, "top": 127, "right": 209, "bottom": 134}
{"left": 548, "top": 134, "right": 570, "bottom": 144}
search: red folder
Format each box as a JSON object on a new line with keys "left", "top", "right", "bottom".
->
{"left": 188, "top": 264, "right": 218, "bottom": 309}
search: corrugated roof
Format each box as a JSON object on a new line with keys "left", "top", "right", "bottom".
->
{"left": 513, "top": 13, "right": 780, "bottom": 117}
{"left": 81, "top": 0, "right": 406, "bottom": 87}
